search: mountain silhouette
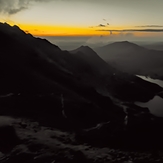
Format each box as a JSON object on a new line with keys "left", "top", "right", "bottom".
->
{"left": 70, "top": 44, "right": 162, "bottom": 102}
{"left": 95, "top": 41, "right": 163, "bottom": 79}
{"left": 70, "top": 45, "right": 115, "bottom": 76}
{"left": 95, "top": 41, "right": 145, "bottom": 59}
{"left": 0, "top": 22, "right": 162, "bottom": 105}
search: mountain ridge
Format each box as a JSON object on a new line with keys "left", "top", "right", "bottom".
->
{"left": 0, "top": 22, "right": 162, "bottom": 102}
{"left": 94, "top": 40, "right": 163, "bottom": 79}
{"left": 102, "top": 41, "right": 144, "bottom": 49}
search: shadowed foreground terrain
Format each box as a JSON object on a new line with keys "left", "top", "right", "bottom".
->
{"left": 1, "top": 116, "right": 163, "bottom": 163}
{"left": 1, "top": 23, "right": 163, "bottom": 163}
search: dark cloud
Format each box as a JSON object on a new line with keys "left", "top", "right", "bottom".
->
{"left": 0, "top": 0, "right": 51, "bottom": 15}
{"left": 135, "top": 25, "right": 163, "bottom": 28}
{"left": 0, "top": 0, "right": 27, "bottom": 14}
{"left": 96, "top": 29, "right": 163, "bottom": 32}
{"left": 89, "top": 23, "right": 110, "bottom": 29}
{"left": 98, "top": 24, "right": 106, "bottom": 27}
{"left": 8, "top": 7, "right": 27, "bottom": 15}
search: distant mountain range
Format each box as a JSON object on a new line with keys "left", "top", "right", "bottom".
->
{"left": 94, "top": 41, "right": 163, "bottom": 79}
{"left": 0, "top": 23, "right": 162, "bottom": 101}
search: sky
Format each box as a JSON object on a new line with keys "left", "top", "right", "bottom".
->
{"left": 0, "top": 0, "right": 163, "bottom": 42}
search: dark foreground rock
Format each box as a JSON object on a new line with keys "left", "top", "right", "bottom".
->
{"left": 1, "top": 116, "right": 163, "bottom": 163}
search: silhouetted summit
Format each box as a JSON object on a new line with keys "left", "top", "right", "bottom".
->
{"left": 70, "top": 45, "right": 114, "bottom": 75}
{"left": 107, "top": 41, "right": 144, "bottom": 49}
{"left": 71, "top": 45, "right": 99, "bottom": 57}
{"left": 0, "top": 23, "right": 25, "bottom": 36}
{"left": 96, "top": 41, "right": 145, "bottom": 56}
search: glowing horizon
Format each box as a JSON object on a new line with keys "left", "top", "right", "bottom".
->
{"left": 1, "top": 0, "right": 163, "bottom": 40}
{"left": 1, "top": 21, "right": 163, "bottom": 39}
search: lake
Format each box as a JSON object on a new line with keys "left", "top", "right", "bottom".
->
{"left": 135, "top": 75, "right": 163, "bottom": 117}
{"left": 136, "top": 96, "right": 163, "bottom": 117}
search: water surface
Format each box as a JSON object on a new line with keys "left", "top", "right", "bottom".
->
{"left": 136, "top": 96, "right": 163, "bottom": 117}
{"left": 136, "top": 75, "right": 163, "bottom": 117}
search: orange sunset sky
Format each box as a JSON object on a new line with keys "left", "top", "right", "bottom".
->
{"left": 0, "top": 0, "right": 163, "bottom": 40}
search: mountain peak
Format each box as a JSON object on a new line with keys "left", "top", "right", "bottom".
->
{"left": 100, "top": 41, "right": 145, "bottom": 51}
{"left": 79, "top": 45, "right": 91, "bottom": 50}
{"left": 112, "top": 41, "right": 138, "bottom": 46}
{"left": 0, "top": 22, "right": 26, "bottom": 36}
{"left": 0, "top": 22, "right": 60, "bottom": 50}
{"left": 118, "top": 41, "right": 130, "bottom": 44}
{"left": 71, "top": 45, "right": 99, "bottom": 58}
